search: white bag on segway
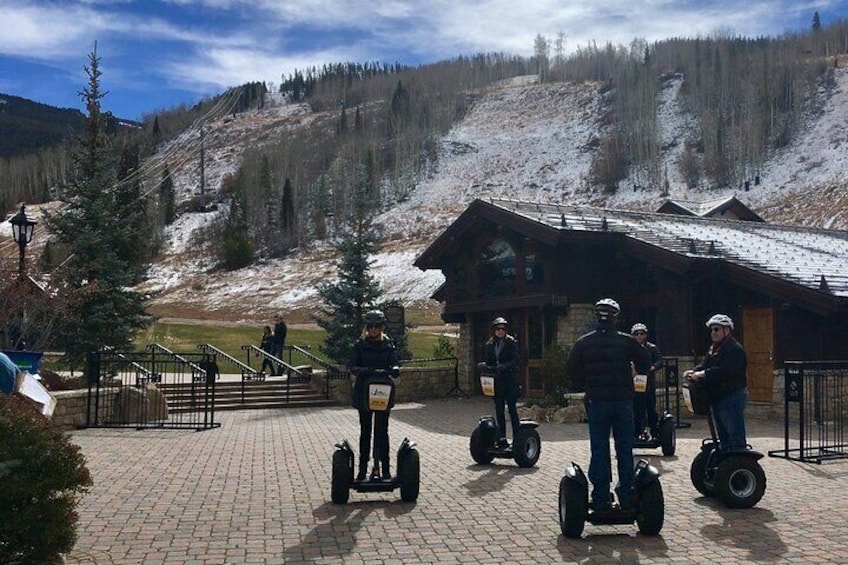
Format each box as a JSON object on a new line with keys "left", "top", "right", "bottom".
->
{"left": 368, "top": 383, "right": 392, "bottom": 411}
{"left": 480, "top": 375, "right": 495, "bottom": 397}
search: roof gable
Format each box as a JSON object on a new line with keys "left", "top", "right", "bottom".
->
{"left": 657, "top": 196, "right": 765, "bottom": 222}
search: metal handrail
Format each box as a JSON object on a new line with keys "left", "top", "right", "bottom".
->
{"left": 102, "top": 346, "right": 158, "bottom": 384}
{"left": 146, "top": 343, "right": 206, "bottom": 379}
{"left": 198, "top": 343, "right": 261, "bottom": 403}
{"left": 288, "top": 344, "right": 346, "bottom": 379}
{"left": 241, "top": 345, "right": 304, "bottom": 379}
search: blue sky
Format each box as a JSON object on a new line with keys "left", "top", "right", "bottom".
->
{"left": 1, "top": 0, "right": 846, "bottom": 120}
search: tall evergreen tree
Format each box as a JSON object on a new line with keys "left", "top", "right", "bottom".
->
{"left": 43, "top": 44, "right": 150, "bottom": 365}
{"left": 280, "top": 177, "right": 295, "bottom": 236}
{"left": 314, "top": 212, "right": 383, "bottom": 365}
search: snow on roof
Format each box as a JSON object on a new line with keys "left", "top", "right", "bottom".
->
{"left": 491, "top": 198, "right": 848, "bottom": 298}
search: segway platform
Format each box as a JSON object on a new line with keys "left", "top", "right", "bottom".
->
{"left": 469, "top": 416, "right": 541, "bottom": 468}
{"left": 632, "top": 413, "right": 677, "bottom": 456}
{"left": 331, "top": 437, "right": 420, "bottom": 504}
{"left": 558, "top": 459, "right": 664, "bottom": 538}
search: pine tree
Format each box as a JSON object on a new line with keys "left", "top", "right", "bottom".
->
{"left": 42, "top": 44, "right": 150, "bottom": 365}
{"left": 280, "top": 177, "right": 295, "bottom": 236}
{"left": 812, "top": 11, "right": 822, "bottom": 32}
{"left": 314, "top": 212, "right": 383, "bottom": 365}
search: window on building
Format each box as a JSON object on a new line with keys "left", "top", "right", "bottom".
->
{"left": 477, "top": 239, "right": 516, "bottom": 297}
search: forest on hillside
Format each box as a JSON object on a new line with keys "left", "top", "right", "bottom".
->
{"left": 2, "top": 15, "right": 847, "bottom": 271}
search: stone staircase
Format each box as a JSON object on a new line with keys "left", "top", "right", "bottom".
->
{"left": 158, "top": 378, "right": 337, "bottom": 412}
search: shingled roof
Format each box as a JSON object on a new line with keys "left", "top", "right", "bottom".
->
{"left": 416, "top": 198, "right": 848, "bottom": 312}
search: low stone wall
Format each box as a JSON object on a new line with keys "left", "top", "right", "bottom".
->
{"left": 50, "top": 389, "right": 119, "bottom": 431}
{"left": 315, "top": 366, "right": 459, "bottom": 407}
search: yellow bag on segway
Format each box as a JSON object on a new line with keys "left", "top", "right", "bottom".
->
{"left": 682, "top": 378, "right": 710, "bottom": 415}
{"left": 368, "top": 383, "right": 393, "bottom": 411}
{"left": 480, "top": 375, "right": 495, "bottom": 397}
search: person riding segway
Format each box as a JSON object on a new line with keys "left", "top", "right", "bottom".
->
{"left": 683, "top": 314, "right": 766, "bottom": 508}
{"left": 331, "top": 310, "right": 420, "bottom": 503}
{"left": 558, "top": 298, "right": 664, "bottom": 538}
{"left": 469, "top": 317, "right": 541, "bottom": 468}
{"left": 631, "top": 323, "right": 676, "bottom": 456}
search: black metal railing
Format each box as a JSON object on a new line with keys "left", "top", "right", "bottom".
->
{"left": 769, "top": 361, "right": 848, "bottom": 464}
{"left": 658, "top": 357, "right": 690, "bottom": 429}
{"left": 285, "top": 345, "right": 348, "bottom": 398}
{"left": 197, "top": 343, "right": 261, "bottom": 403}
{"left": 84, "top": 348, "right": 219, "bottom": 430}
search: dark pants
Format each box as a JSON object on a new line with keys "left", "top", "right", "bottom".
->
{"left": 270, "top": 342, "right": 284, "bottom": 374}
{"left": 634, "top": 387, "right": 659, "bottom": 436}
{"left": 587, "top": 399, "right": 635, "bottom": 508}
{"left": 359, "top": 409, "right": 390, "bottom": 466}
{"left": 494, "top": 388, "right": 520, "bottom": 440}
{"left": 712, "top": 387, "right": 748, "bottom": 451}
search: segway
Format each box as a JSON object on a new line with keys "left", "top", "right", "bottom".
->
{"left": 632, "top": 373, "right": 677, "bottom": 456}
{"left": 331, "top": 371, "right": 420, "bottom": 504}
{"left": 558, "top": 458, "right": 664, "bottom": 538}
{"left": 469, "top": 366, "right": 541, "bottom": 468}
{"left": 682, "top": 378, "right": 766, "bottom": 508}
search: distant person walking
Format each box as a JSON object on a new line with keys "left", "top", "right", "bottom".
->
{"left": 259, "top": 325, "right": 275, "bottom": 376}
{"left": 271, "top": 313, "right": 288, "bottom": 375}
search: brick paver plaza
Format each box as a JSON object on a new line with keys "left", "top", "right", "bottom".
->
{"left": 65, "top": 397, "right": 848, "bottom": 564}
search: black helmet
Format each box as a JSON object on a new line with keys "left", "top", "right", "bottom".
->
{"left": 491, "top": 316, "right": 509, "bottom": 327}
{"left": 364, "top": 310, "right": 387, "bottom": 325}
{"left": 595, "top": 298, "right": 621, "bottom": 321}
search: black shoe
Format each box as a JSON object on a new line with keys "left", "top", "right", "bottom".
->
{"left": 356, "top": 468, "right": 367, "bottom": 482}
{"left": 369, "top": 466, "right": 380, "bottom": 481}
{"left": 497, "top": 438, "right": 509, "bottom": 450}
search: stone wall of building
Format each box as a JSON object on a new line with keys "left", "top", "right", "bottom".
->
{"left": 316, "top": 366, "right": 460, "bottom": 407}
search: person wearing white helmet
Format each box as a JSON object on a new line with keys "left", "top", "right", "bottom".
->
{"left": 630, "top": 323, "right": 663, "bottom": 440}
{"left": 568, "top": 298, "right": 651, "bottom": 511}
{"left": 482, "top": 317, "right": 521, "bottom": 449}
{"left": 684, "top": 314, "right": 748, "bottom": 451}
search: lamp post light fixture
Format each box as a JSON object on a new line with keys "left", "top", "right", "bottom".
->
{"left": 10, "top": 204, "right": 37, "bottom": 278}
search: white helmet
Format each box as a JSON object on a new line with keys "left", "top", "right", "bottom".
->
{"left": 705, "top": 314, "right": 734, "bottom": 330}
{"left": 594, "top": 298, "right": 620, "bottom": 320}
{"left": 631, "top": 323, "right": 648, "bottom": 334}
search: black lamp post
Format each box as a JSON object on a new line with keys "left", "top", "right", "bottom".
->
{"left": 10, "top": 204, "right": 37, "bottom": 278}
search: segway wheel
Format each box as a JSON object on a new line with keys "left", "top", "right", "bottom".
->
{"left": 714, "top": 456, "right": 766, "bottom": 509}
{"left": 636, "top": 479, "right": 664, "bottom": 536}
{"left": 331, "top": 450, "right": 352, "bottom": 504}
{"left": 399, "top": 448, "right": 421, "bottom": 502}
{"left": 558, "top": 476, "right": 586, "bottom": 539}
{"left": 513, "top": 427, "right": 541, "bottom": 468}
{"left": 690, "top": 450, "right": 716, "bottom": 497}
{"left": 470, "top": 425, "right": 495, "bottom": 464}
{"left": 659, "top": 419, "right": 676, "bottom": 456}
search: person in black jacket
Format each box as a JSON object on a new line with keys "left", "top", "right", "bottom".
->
{"left": 568, "top": 298, "right": 651, "bottom": 510}
{"left": 349, "top": 310, "right": 400, "bottom": 481}
{"left": 259, "top": 325, "right": 275, "bottom": 376}
{"left": 482, "top": 317, "right": 521, "bottom": 449}
{"left": 631, "top": 323, "right": 663, "bottom": 440}
{"left": 684, "top": 314, "right": 748, "bottom": 451}
{"left": 271, "top": 314, "right": 288, "bottom": 375}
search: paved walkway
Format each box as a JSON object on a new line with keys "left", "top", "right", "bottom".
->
{"left": 65, "top": 397, "right": 848, "bottom": 564}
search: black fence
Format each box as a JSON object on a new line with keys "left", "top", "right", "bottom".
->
{"left": 769, "top": 361, "right": 848, "bottom": 464}
{"left": 84, "top": 349, "right": 220, "bottom": 431}
{"left": 658, "top": 358, "right": 691, "bottom": 429}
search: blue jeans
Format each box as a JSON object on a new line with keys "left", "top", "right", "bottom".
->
{"left": 587, "top": 400, "right": 635, "bottom": 507}
{"left": 712, "top": 387, "right": 748, "bottom": 451}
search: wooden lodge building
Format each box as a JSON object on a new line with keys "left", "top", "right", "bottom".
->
{"left": 414, "top": 198, "right": 848, "bottom": 404}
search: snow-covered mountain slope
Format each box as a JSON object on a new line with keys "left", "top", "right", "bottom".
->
{"left": 138, "top": 70, "right": 848, "bottom": 323}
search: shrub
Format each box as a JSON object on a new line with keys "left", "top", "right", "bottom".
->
{"left": 540, "top": 343, "right": 572, "bottom": 407}
{"left": 432, "top": 334, "right": 458, "bottom": 359}
{"left": 0, "top": 394, "right": 93, "bottom": 564}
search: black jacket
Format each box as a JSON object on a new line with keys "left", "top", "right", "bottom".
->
{"left": 694, "top": 336, "right": 747, "bottom": 402}
{"left": 260, "top": 334, "right": 274, "bottom": 352}
{"left": 482, "top": 333, "right": 521, "bottom": 398}
{"left": 568, "top": 320, "right": 651, "bottom": 402}
{"left": 642, "top": 341, "right": 663, "bottom": 390}
{"left": 272, "top": 321, "right": 287, "bottom": 345}
{"left": 349, "top": 335, "right": 400, "bottom": 410}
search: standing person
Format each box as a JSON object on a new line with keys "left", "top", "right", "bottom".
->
{"left": 349, "top": 310, "right": 400, "bottom": 481}
{"left": 568, "top": 298, "right": 650, "bottom": 510}
{"left": 631, "top": 323, "right": 663, "bottom": 440}
{"left": 0, "top": 351, "right": 22, "bottom": 395}
{"left": 684, "top": 314, "right": 748, "bottom": 451}
{"left": 271, "top": 313, "right": 288, "bottom": 375}
{"left": 259, "top": 325, "right": 275, "bottom": 376}
{"left": 482, "top": 317, "right": 521, "bottom": 449}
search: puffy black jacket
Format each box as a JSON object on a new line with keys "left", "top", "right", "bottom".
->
{"left": 568, "top": 320, "right": 651, "bottom": 402}
{"left": 694, "top": 336, "right": 747, "bottom": 402}
{"left": 349, "top": 335, "right": 400, "bottom": 410}
{"left": 482, "top": 334, "right": 521, "bottom": 397}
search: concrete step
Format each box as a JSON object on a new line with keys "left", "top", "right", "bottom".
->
{"left": 159, "top": 378, "right": 335, "bottom": 412}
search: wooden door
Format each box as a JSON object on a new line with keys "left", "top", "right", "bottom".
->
{"left": 742, "top": 307, "right": 774, "bottom": 403}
